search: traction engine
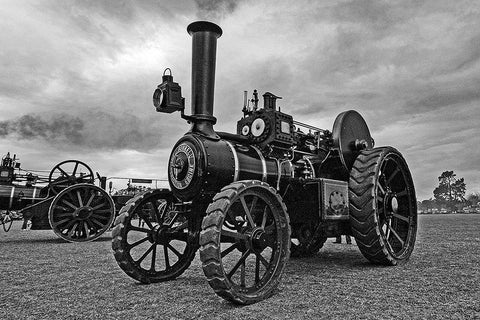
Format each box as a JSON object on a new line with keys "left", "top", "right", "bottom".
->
{"left": 112, "top": 21, "right": 417, "bottom": 304}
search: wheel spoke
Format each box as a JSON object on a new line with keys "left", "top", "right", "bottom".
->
{"left": 137, "top": 244, "right": 155, "bottom": 264}
{"left": 389, "top": 226, "right": 405, "bottom": 247}
{"left": 396, "top": 189, "right": 408, "bottom": 197}
{"left": 90, "top": 217, "right": 105, "bottom": 228}
{"left": 128, "top": 236, "right": 149, "bottom": 249}
{"left": 85, "top": 193, "right": 95, "bottom": 207}
{"left": 255, "top": 255, "right": 261, "bottom": 283}
{"left": 76, "top": 191, "right": 83, "bottom": 207}
{"left": 91, "top": 202, "right": 107, "bottom": 210}
{"left": 52, "top": 217, "right": 72, "bottom": 227}
{"left": 386, "top": 167, "right": 400, "bottom": 185}
{"left": 94, "top": 209, "right": 113, "bottom": 214}
{"left": 385, "top": 220, "right": 391, "bottom": 240}
{"left": 57, "top": 167, "right": 70, "bottom": 178}
{"left": 164, "top": 244, "right": 170, "bottom": 268}
{"left": 255, "top": 252, "right": 269, "bottom": 268}
{"left": 68, "top": 222, "right": 78, "bottom": 238}
{"left": 151, "top": 245, "right": 157, "bottom": 271}
{"left": 221, "top": 243, "right": 238, "bottom": 258}
{"left": 72, "top": 162, "right": 79, "bottom": 176}
{"left": 128, "top": 225, "right": 151, "bottom": 233}
{"left": 392, "top": 212, "right": 409, "bottom": 223}
{"left": 240, "top": 196, "right": 255, "bottom": 227}
{"left": 149, "top": 200, "right": 162, "bottom": 223}
{"left": 261, "top": 205, "right": 268, "bottom": 228}
{"left": 377, "top": 182, "right": 386, "bottom": 196}
{"left": 249, "top": 196, "right": 258, "bottom": 216}
{"left": 166, "top": 243, "right": 182, "bottom": 258}
{"left": 83, "top": 221, "right": 89, "bottom": 237}
{"left": 227, "top": 249, "right": 251, "bottom": 279}
{"left": 139, "top": 214, "right": 155, "bottom": 230}
{"left": 221, "top": 228, "right": 248, "bottom": 241}
{"left": 62, "top": 199, "right": 78, "bottom": 210}
{"left": 240, "top": 259, "right": 246, "bottom": 287}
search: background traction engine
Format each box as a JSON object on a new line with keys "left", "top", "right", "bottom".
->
{"left": 0, "top": 154, "right": 115, "bottom": 242}
{"left": 112, "top": 21, "right": 417, "bottom": 304}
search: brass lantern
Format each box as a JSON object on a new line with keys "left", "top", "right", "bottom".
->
{"left": 153, "top": 68, "right": 184, "bottom": 113}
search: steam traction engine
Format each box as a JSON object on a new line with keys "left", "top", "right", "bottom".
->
{"left": 112, "top": 21, "right": 417, "bottom": 304}
{"left": 0, "top": 153, "right": 115, "bottom": 242}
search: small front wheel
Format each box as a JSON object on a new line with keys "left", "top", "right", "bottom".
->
{"left": 112, "top": 189, "right": 199, "bottom": 283}
{"left": 199, "top": 180, "right": 291, "bottom": 304}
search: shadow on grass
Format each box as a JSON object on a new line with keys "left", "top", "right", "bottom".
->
{"left": 1, "top": 235, "right": 113, "bottom": 245}
{"left": 288, "top": 248, "right": 379, "bottom": 270}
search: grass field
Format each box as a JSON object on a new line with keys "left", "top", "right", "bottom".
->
{"left": 1, "top": 214, "right": 479, "bottom": 320}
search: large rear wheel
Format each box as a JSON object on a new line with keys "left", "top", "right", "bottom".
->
{"left": 112, "top": 189, "right": 199, "bottom": 283}
{"left": 199, "top": 180, "right": 291, "bottom": 304}
{"left": 349, "top": 147, "right": 417, "bottom": 265}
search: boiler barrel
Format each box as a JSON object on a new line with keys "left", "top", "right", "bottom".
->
{"left": 167, "top": 134, "right": 292, "bottom": 201}
{"left": 0, "top": 185, "right": 40, "bottom": 210}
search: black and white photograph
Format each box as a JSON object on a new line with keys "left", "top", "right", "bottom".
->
{"left": 0, "top": 0, "right": 479, "bottom": 319}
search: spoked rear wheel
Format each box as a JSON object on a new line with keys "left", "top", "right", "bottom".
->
{"left": 49, "top": 184, "right": 115, "bottom": 242}
{"left": 349, "top": 147, "right": 417, "bottom": 265}
{"left": 112, "top": 189, "right": 199, "bottom": 283}
{"left": 199, "top": 180, "right": 291, "bottom": 305}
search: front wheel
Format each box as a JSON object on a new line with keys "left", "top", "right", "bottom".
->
{"left": 349, "top": 147, "right": 417, "bottom": 265}
{"left": 199, "top": 180, "right": 291, "bottom": 305}
{"left": 112, "top": 189, "right": 199, "bottom": 283}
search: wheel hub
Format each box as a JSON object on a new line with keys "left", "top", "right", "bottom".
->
{"left": 74, "top": 207, "right": 93, "bottom": 219}
{"left": 250, "top": 228, "right": 269, "bottom": 252}
{"left": 384, "top": 192, "right": 399, "bottom": 219}
{"left": 148, "top": 225, "right": 170, "bottom": 245}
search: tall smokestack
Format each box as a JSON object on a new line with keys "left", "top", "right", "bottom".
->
{"left": 187, "top": 21, "right": 222, "bottom": 139}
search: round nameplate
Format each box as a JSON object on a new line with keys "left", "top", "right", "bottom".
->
{"left": 169, "top": 143, "right": 196, "bottom": 190}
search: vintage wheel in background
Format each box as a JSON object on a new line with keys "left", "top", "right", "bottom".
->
{"left": 48, "top": 160, "right": 94, "bottom": 195}
{"left": 112, "top": 189, "right": 199, "bottom": 283}
{"left": 349, "top": 147, "right": 417, "bottom": 265}
{"left": 2, "top": 212, "right": 13, "bottom": 232}
{"left": 48, "top": 184, "right": 115, "bottom": 242}
{"left": 290, "top": 223, "right": 327, "bottom": 258}
{"left": 199, "top": 180, "right": 291, "bottom": 305}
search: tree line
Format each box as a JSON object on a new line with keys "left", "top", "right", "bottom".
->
{"left": 418, "top": 170, "right": 479, "bottom": 214}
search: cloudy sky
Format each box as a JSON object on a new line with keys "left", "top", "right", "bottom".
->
{"left": 0, "top": 0, "right": 479, "bottom": 200}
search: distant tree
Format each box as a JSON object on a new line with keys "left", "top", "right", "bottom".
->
{"left": 419, "top": 198, "right": 436, "bottom": 213}
{"left": 466, "top": 192, "right": 480, "bottom": 206}
{"left": 433, "top": 171, "right": 466, "bottom": 211}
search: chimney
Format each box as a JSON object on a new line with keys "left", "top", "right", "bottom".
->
{"left": 187, "top": 21, "right": 222, "bottom": 139}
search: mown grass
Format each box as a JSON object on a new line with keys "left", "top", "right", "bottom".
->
{"left": 1, "top": 214, "right": 479, "bottom": 320}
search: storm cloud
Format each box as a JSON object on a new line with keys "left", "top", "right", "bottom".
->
{"left": 0, "top": 111, "right": 171, "bottom": 151}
